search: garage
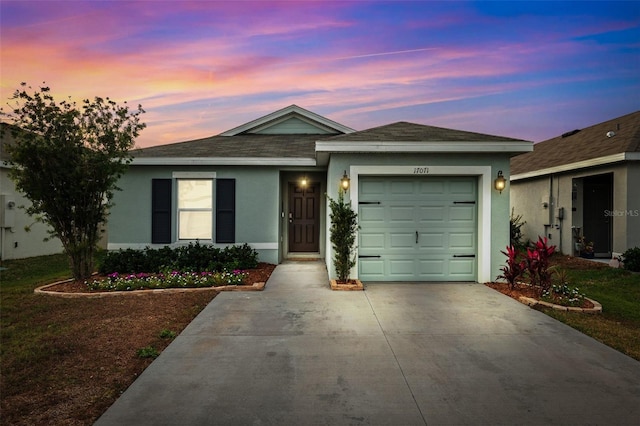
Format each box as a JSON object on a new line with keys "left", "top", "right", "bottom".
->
{"left": 358, "top": 176, "right": 477, "bottom": 281}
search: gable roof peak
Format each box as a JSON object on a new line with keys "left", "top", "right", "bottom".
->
{"left": 219, "top": 105, "right": 355, "bottom": 136}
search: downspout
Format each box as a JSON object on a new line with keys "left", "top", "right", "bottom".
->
{"left": 544, "top": 175, "right": 553, "bottom": 240}
{"left": 557, "top": 174, "right": 563, "bottom": 254}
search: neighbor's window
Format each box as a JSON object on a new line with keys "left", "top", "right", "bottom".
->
{"left": 177, "top": 180, "right": 212, "bottom": 240}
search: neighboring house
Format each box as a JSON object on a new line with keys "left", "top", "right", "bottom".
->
{"left": 510, "top": 111, "right": 640, "bottom": 259}
{"left": 0, "top": 123, "right": 64, "bottom": 260}
{"left": 108, "top": 105, "right": 532, "bottom": 282}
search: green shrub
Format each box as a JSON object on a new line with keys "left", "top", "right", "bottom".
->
{"left": 329, "top": 190, "right": 359, "bottom": 282}
{"left": 222, "top": 243, "right": 259, "bottom": 269}
{"left": 510, "top": 208, "right": 527, "bottom": 251}
{"left": 136, "top": 346, "right": 160, "bottom": 359}
{"left": 98, "top": 243, "right": 259, "bottom": 274}
{"left": 159, "top": 329, "right": 177, "bottom": 339}
{"left": 622, "top": 247, "right": 640, "bottom": 272}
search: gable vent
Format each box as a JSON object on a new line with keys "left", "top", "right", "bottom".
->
{"left": 561, "top": 129, "right": 581, "bottom": 138}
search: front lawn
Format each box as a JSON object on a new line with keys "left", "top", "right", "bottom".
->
{"left": 542, "top": 256, "right": 640, "bottom": 361}
{"left": 0, "top": 254, "right": 222, "bottom": 425}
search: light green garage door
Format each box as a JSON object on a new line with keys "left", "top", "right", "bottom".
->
{"left": 358, "top": 176, "right": 477, "bottom": 281}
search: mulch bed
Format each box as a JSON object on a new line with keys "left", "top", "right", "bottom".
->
{"left": 42, "top": 263, "right": 276, "bottom": 293}
{"left": 485, "top": 255, "right": 608, "bottom": 309}
{"left": 485, "top": 281, "right": 595, "bottom": 309}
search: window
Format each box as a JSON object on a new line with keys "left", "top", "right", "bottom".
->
{"left": 151, "top": 174, "right": 235, "bottom": 244}
{"left": 177, "top": 180, "right": 212, "bottom": 240}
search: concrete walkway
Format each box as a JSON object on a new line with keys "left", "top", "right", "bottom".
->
{"left": 96, "top": 261, "right": 640, "bottom": 425}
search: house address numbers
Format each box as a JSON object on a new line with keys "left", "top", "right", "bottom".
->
{"left": 413, "top": 167, "right": 430, "bottom": 174}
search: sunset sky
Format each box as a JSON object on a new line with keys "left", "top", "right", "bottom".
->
{"left": 1, "top": 1, "right": 638, "bottom": 148}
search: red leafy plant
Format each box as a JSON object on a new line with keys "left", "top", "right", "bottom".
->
{"left": 497, "top": 245, "right": 526, "bottom": 290}
{"left": 497, "top": 236, "right": 557, "bottom": 297}
{"left": 526, "top": 236, "right": 556, "bottom": 296}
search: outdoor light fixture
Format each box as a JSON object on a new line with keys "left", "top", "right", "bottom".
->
{"left": 494, "top": 170, "right": 506, "bottom": 193}
{"left": 340, "top": 170, "right": 350, "bottom": 191}
{"left": 300, "top": 176, "right": 308, "bottom": 188}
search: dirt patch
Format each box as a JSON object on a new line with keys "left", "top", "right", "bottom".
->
{"left": 1, "top": 263, "right": 276, "bottom": 426}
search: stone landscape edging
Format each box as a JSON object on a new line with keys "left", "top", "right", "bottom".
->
{"left": 330, "top": 279, "right": 364, "bottom": 291}
{"left": 518, "top": 295, "right": 602, "bottom": 314}
{"left": 34, "top": 278, "right": 266, "bottom": 298}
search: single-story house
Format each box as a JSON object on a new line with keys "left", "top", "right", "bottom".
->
{"left": 108, "top": 105, "right": 532, "bottom": 282}
{"left": 510, "top": 111, "right": 640, "bottom": 259}
{"left": 0, "top": 123, "right": 64, "bottom": 260}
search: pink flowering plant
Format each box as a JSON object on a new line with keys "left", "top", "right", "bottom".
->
{"left": 86, "top": 268, "right": 247, "bottom": 291}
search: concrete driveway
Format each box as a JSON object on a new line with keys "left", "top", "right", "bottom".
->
{"left": 96, "top": 261, "right": 640, "bottom": 425}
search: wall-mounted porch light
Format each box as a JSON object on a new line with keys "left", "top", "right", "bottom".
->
{"left": 300, "top": 176, "right": 308, "bottom": 188}
{"left": 340, "top": 170, "right": 350, "bottom": 191}
{"left": 494, "top": 170, "right": 506, "bottom": 193}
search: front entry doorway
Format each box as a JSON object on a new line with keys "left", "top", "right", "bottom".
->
{"left": 583, "top": 173, "right": 613, "bottom": 257}
{"left": 288, "top": 182, "right": 320, "bottom": 252}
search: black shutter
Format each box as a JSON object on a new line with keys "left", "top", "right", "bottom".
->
{"left": 151, "top": 179, "right": 172, "bottom": 244}
{"left": 216, "top": 179, "right": 235, "bottom": 243}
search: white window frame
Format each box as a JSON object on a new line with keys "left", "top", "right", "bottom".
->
{"left": 173, "top": 172, "right": 216, "bottom": 241}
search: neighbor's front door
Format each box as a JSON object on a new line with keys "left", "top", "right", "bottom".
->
{"left": 289, "top": 183, "right": 320, "bottom": 252}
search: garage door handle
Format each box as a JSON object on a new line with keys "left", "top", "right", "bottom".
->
{"left": 416, "top": 231, "right": 419, "bottom": 244}
{"left": 454, "top": 201, "right": 476, "bottom": 204}
{"left": 359, "top": 201, "right": 381, "bottom": 205}
{"left": 453, "top": 254, "right": 476, "bottom": 258}
{"left": 359, "top": 255, "right": 381, "bottom": 258}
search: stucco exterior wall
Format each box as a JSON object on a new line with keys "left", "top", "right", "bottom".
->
{"left": 1, "top": 168, "right": 64, "bottom": 260}
{"left": 625, "top": 163, "right": 640, "bottom": 250}
{"left": 511, "top": 162, "right": 636, "bottom": 256}
{"left": 325, "top": 153, "right": 512, "bottom": 283}
{"left": 108, "top": 165, "right": 281, "bottom": 264}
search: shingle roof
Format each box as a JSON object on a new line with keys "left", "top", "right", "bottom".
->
{"left": 132, "top": 134, "right": 326, "bottom": 159}
{"left": 511, "top": 111, "right": 640, "bottom": 175}
{"left": 323, "top": 121, "right": 528, "bottom": 143}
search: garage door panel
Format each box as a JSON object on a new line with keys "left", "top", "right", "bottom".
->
{"left": 359, "top": 176, "right": 477, "bottom": 282}
{"left": 449, "top": 205, "right": 475, "bottom": 221}
{"left": 390, "top": 233, "right": 415, "bottom": 248}
{"left": 390, "top": 206, "right": 414, "bottom": 222}
{"left": 360, "top": 205, "right": 385, "bottom": 222}
{"left": 360, "top": 232, "right": 385, "bottom": 250}
{"left": 360, "top": 180, "right": 385, "bottom": 196}
{"left": 450, "top": 180, "right": 475, "bottom": 195}
{"left": 418, "top": 260, "right": 445, "bottom": 276}
{"left": 418, "top": 232, "right": 445, "bottom": 248}
{"left": 389, "top": 260, "right": 414, "bottom": 276}
{"left": 449, "top": 232, "right": 475, "bottom": 249}
{"left": 360, "top": 259, "right": 384, "bottom": 279}
{"left": 418, "top": 206, "right": 445, "bottom": 222}
{"left": 418, "top": 181, "right": 445, "bottom": 194}
{"left": 449, "top": 259, "right": 475, "bottom": 275}
{"left": 390, "top": 181, "right": 414, "bottom": 194}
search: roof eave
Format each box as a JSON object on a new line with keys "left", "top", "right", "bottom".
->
{"left": 315, "top": 140, "right": 532, "bottom": 166}
{"left": 511, "top": 152, "right": 640, "bottom": 181}
{"left": 315, "top": 140, "right": 533, "bottom": 153}
{"left": 131, "top": 157, "right": 317, "bottom": 166}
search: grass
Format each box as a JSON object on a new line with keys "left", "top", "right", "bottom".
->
{"left": 541, "top": 262, "right": 640, "bottom": 361}
{"left": 1, "top": 253, "right": 218, "bottom": 425}
{"left": 1, "top": 253, "right": 72, "bottom": 291}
